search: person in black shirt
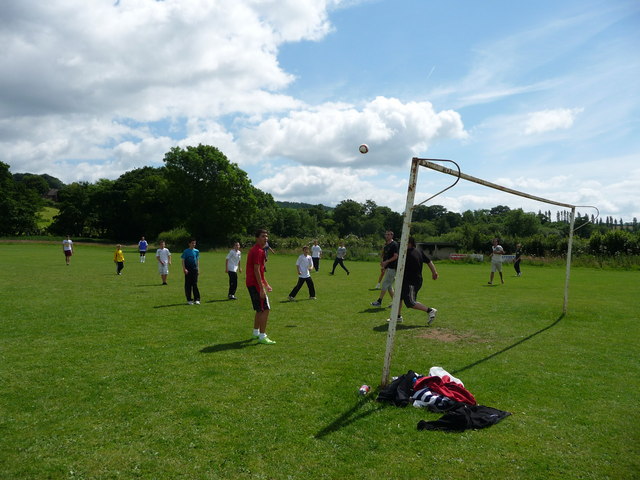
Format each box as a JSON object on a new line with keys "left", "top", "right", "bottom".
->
{"left": 389, "top": 237, "right": 439, "bottom": 325}
{"left": 371, "top": 231, "right": 399, "bottom": 307}
{"left": 513, "top": 243, "right": 522, "bottom": 277}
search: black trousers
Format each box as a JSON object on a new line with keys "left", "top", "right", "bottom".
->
{"left": 184, "top": 270, "right": 200, "bottom": 301}
{"left": 289, "top": 277, "right": 315, "bottom": 298}
{"left": 331, "top": 258, "right": 349, "bottom": 274}
{"left": 227, "top": 271, "right": 238, "bottom": 296}
{"left": 514, "top": 259, "right": 521, "bottom": 274}
{"left": 116, "top": 262, "right": 124, "bottom": 274}
{"left": 312, "top": 257, "right": 320, "bottom": 271}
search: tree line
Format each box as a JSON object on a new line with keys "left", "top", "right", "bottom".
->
{"left": 2, "top": 144, "right": 639, "bottom": 257}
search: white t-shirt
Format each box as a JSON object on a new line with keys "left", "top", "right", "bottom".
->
{"left": 492, "top": 245, "right": 504, "bottom": 263}
{"left": 226, "top": 249, "right": 241, "bottom": 272}
{"left": 311, "top": 244, "right": 322, "bottom": 258}
{"left": 156, "top": 247, "right": 171, "bottom": 264}
{"left": 63, "top": 239, "right": 73, "bottom": 251}
{"left": 296, "top": 254, "right": 313, "bottom": 278}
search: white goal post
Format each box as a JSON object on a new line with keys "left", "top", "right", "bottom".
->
{"left": 381, "top": 157, "right": 581, "bottom": 387}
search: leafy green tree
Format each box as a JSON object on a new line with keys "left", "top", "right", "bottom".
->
{"left": 332, "top": 199, "right": 365, "bottom": 237}
{"left": 2, "top": 162, "right": 50, "bottom": 235}
{"left": 504, "top": 209, "right": 541, "bottom": 237}
{"left": 18, "top": 174, "right": 50, "bottom": 196}
{"left": 49, "top": 182, "right": 93, "bottom": 236}
{"left": 0, "top": 162, "right": 41, "bottom": 235}
{"left": 163, "top": 145, "right": 258, "bottom": 245}
{"left": 249, "top": 189, "right": 279, "bottom": 235}
{"left": 112, "top": 167, "right": 172, "bottom": 240}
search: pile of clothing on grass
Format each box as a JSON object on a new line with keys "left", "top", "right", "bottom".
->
{"left": 377, "top": 366, "right": 511, "bottom": 432}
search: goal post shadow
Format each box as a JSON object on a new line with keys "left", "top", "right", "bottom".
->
{"left": 381, "top": 157, "right": 598, "bottom": 387}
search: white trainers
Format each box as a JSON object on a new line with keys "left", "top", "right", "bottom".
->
{"left": 427, "top": 308, "right": 437, "bottom": 325}
{"left": 187, "top": 301, "right": 194, "bottom": 305}
{"left": 309, "top": 296, "right": 317, "bottom": 300}
{"left": 194, "top": 300, "right": 201, "bottom": 305}
{"left": 288, "top": 296, "right": 295, "bottom": 301}
{"left": 386, "top": 316, "right": 403, "bottom": 323}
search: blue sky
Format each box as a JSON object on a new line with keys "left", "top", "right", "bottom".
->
{"left": 1, "top": 0, "right": 639, "bottom": 220}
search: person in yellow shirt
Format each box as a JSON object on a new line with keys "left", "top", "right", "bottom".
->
{"left": 114, "top": 244, "right": 125, "bottom": 275}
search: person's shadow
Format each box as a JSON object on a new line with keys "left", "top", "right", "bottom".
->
{"left": 199, "top": 339, "right": 255, "bottom": 353}
{"left": 314, "top": 393, "right": 387, "bottom": 439}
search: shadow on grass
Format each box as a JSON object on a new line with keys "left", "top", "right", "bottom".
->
{"left": 452, "top": 313, "right": 565, "bottom": 376}
{"left": 359, "top": 307, "right": 387, "bottom": 315}
{"left": 153, "top": 303, "right": 193, "bottom": 308}
{"left": 206, "top": 299, "right": 234, "bottom": 303}
{"left": 373, "top": 323, "right": 423, "bottom": 332}
{"left": 199, "top": 339, "right": 255, "bottom": 353}
{"left": 314, "top": 393, "right": 388, "bottom": 439}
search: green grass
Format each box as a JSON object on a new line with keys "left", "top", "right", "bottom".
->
{"left": 0, "top": 243, "right": 638, "bottom": 479}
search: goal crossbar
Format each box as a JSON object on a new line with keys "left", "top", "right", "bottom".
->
{"left": 381, "top": 158, "right": 578, "bottom": 386}
{"left": 419, "top": 159, "right": 576, "bottom": 208}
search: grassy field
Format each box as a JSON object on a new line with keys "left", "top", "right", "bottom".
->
{"left": 0, "top": 242, "right": 638, "bottom": 479}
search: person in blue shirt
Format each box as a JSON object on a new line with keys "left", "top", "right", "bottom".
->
{"left": 181, "top": 238, "right": 201, "bottom": 305}
{"left": 138, "top": 236, "right": 148, "bottom": 263}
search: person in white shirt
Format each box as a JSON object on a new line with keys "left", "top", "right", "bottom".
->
{"left": 156, "top": 240, "right": 172, "bottom": 285}
{"left": 488, "top": 237, "right": 505, "bottom": 285}
{"left": 225, "top": 242, "right": 242, "bottom": 300}
{"left": 288, "top": 246, "right": 316, "bottom": 300}
{"left": 62, "top": 235, "right": 73, "bottom": 265}
{"left": 311, "top": 240, "right": 322, "bottom": 272}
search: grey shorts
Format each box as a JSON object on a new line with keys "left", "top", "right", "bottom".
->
{"left": 381, "top": 268, "right": 396, "bottom": 291}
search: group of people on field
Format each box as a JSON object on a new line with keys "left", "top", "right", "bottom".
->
{"left": 61, "top": 231, "right": 522, "bottom": 345}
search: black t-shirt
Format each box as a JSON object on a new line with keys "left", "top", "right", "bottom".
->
{"left": 403, "top": 247, "right": 431, "bottom": 285}
{"left": 383, "top": 240, "right": 399, "bottom": 269}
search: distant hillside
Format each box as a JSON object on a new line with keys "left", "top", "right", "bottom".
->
{"left": 276, "top": 201, "right": 333, "bottom": 211}
{"left": 13, "top": 172, "right": 65, "bottom": 190}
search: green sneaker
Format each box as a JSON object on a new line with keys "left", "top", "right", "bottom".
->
{"left": 258, "top": 336, "right": 276, "bottom": 345}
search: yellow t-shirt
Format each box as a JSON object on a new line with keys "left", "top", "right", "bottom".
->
{"left": 114, "top": 249, "right": 125, "bottom": 262}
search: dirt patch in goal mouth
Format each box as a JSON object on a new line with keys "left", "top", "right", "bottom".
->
{"left": 416, "top": 328, "right": 486, "bottom": 343}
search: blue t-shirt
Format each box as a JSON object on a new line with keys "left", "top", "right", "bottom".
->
{"left": 181, "top": 248, "right": 200, "bottom": 270}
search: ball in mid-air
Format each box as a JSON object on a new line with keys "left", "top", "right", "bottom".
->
{"left": 359, "top": 144, "right": 369, "bottom": 154}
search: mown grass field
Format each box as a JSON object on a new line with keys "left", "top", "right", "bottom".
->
{"left": 0, "top": 242, "right": 638, "bottom": 479}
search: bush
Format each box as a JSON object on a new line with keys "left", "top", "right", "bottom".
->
{"left": 156, "top": 227, "right": 191, "bottom": 251}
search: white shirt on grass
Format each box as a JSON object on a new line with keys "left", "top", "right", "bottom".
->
{"left": 226, "top": 249, "right": 241, "bottom": 272}
{"left": 296, "top": 254, "right": 313, "bottom": 278}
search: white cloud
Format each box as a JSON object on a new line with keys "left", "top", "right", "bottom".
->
{"left": 0, "top": 0, "right": 340, "bottom": 180}
{"left": 239, "top": 96, "right": 468, "bottom": 167}
{"left": 256, "top": 165, "right": 383, "bottom": 205}
{"left": 524, "top": 108, "right": 584, "bottom": 135}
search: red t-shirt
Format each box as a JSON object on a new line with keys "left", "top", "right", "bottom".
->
{"left": 245, "top": 243, "right": 266, "bottom": 287}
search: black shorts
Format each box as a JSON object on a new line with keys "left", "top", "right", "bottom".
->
{"left": 247, "top": 285, "right": 270, "bottom": 312}
{"left": 401, "top": 280, "right": 422, "bottom": 308}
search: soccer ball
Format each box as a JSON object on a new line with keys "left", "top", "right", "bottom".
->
{"left": 359, "top": 144, "right": 369, "bottom": 154}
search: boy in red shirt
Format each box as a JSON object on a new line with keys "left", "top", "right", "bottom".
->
{"left": 246, "top": 229, "right": 276, "bottom": 344}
